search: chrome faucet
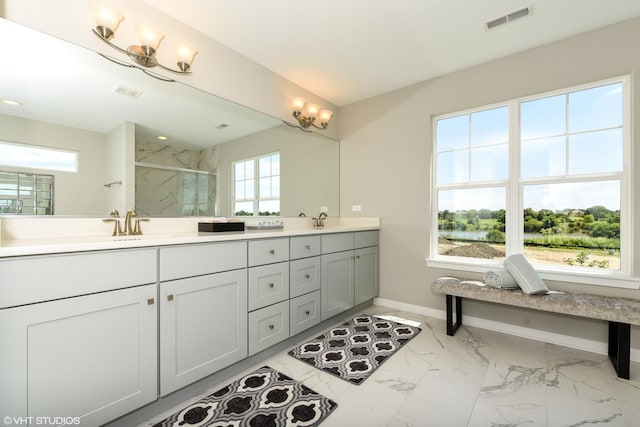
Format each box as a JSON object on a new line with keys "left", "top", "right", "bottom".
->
{"left": 313, "top": 212, "right": 328, "bottom": 228}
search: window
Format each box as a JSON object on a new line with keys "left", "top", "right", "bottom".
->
{"left": 431, "top": 77, "right": 629, "bottom": 286}
{"left": 233, "top": 152, "right": 280, "bottom": 216}
{"left": 0, "top": 171, "right": 54, "bottom": 214}
{"left": 0, "top": 141, "right": 77, "bottom": 172}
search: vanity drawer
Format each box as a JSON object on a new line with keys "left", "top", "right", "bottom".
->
{"left": 290, "top": 290, "right": 321, "bottom": 336}
{"left": 160, "top": 241, "right": 247, "bottom": 281}
{"left": 248, "top": 238, "right": 289, "bottom": 267}
{"left": 248, "top": 300, "right": 289, "bottom": 356}
{"left": 290, "top": 257, "right": 321, "bottom": 298}
{"left": 321, "top": 232, "right": 354, "bottom": 254}
{"left": 248, "top": 262, "right": 289, "bottom": 311}
{"left": 0, "top": 249, "right": 157, "bottom": 309}
{"left": 290, "top": 235, "right": 321, "bottom": 260}
{"left": 355, "top": 230, "right": 379, "bottom": 248}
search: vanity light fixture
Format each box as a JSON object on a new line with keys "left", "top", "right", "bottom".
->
{"left": 91, "top": 5, "right": 197, "bottom": 81}
{"left": 286, "top": 97, "right": 333, "bottom": 131}
{"left": 156, "top": 135, "right": 168, "bottom": 141}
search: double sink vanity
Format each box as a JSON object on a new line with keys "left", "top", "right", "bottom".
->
{"left": 0, "top": 216, "right": 379, "bottom": 426}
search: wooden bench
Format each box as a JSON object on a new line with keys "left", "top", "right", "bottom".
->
{"left": 431, "top": 277, "right": 640, "bottom": 379}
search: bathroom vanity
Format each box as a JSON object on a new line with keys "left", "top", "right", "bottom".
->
{"left": 0, "top": 218, "right": 379, "bottom": 426}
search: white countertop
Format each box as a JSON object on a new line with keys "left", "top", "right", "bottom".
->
{"left": 0, "top": 217, "right": 380, "bottom": 258}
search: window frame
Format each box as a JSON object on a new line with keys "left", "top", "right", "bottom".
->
{"left": 0, "top": 140, "right": 78, "bottom": 173}
{"left": 427, "top": 75, "right": 637, "bottom": 289}
{"left": 232, "top": 152, "right": 280, "bottom": 216}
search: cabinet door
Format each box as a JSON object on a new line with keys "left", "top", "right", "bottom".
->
{"left": 248, "top": 300, "right": 290, "bottom": 356}
{"left": 0, "top": 284, "right": 157, "bottom": 426}
{"left": 248, "top": 262, "right": 289, "bottom": 311}
{"left": 290, "top": 290, "right": 321, "bottom": 336}
{"left": 355, "top": 246, "right": 379, "bottom": 304}
{"left": 290, "top": 256, "right": 321, "bottom": 298}
{"left": 160, "top": 270, "right": 247, "bottom": 396}
{"left": 321, "top": 251, "right": 355, "bottom": 320}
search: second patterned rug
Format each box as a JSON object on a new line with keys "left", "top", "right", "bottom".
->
{"left": 288, "top": 314, "right": 422, "bottom": 385}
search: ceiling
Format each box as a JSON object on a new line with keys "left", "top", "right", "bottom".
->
{"left": 144, "top": 0, "right": 640, "bottom": 106}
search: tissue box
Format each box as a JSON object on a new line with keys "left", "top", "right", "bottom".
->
{"left": 198, "top": 222, "right": 245, "bottom": 232}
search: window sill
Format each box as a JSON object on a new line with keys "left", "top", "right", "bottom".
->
{"left": 425, "top": 257, "right": 640, "bottom": 290}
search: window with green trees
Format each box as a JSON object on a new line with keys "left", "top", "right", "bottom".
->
{"left": 433, "top": 77, "right": 627, "bottom": 274}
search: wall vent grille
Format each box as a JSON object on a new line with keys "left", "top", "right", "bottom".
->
{"left": 486, "top": 6, "right": 532, "bottom": 30}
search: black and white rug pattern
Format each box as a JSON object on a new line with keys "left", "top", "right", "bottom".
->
{"left": 288, "top": 314, "right": 422, "bottom": 385}
{"left": 153, "top": 366, "right": 337, "bottom": 427}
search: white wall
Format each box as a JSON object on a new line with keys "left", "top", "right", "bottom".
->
{"left": 216, "top": 124, "right": 339, "bottom": 217}
{"left": 339, "top": 18, "right": 640, "bottom": 349}
{"left": 0, "top": 114, "right": 108, "bottom": 215}
{"left": 104, "top": 121, "right": 135, "bottom": 214}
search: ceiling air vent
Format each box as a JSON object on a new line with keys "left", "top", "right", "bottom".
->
{"left": 112, "top": 84, "right": 143, "bottom": 98}
{"left": 486, "top": 6, "right": 532, "bottom": 30}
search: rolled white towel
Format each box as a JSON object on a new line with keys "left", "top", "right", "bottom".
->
{"left": 483, "top": 269, "right": 519, "bottom": 289}
{"left": 503, "top": 254, "right": 549, "bottom": 295}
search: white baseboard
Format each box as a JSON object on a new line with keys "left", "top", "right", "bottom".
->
{"left": 374, "top": 297, "right": 640, "bottom": 363}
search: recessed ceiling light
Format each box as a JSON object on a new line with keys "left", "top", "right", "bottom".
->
{"left": 1, "top": 99, "right": 22, "bottom": 107}
{"left": 156, "top": 135, "right": 168, "bottom": 141}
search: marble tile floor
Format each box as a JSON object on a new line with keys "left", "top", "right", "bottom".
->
{"left": 144, "top": 305, "right": 640, "bottom": 427}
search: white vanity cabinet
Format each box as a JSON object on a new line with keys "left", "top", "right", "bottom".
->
{"left": 289, "top": 236, "right": 322, "bottom": 335}
{"left": 321, "top": 231, "right": 379, "bottom": 320}
{"left": 158, "top": 242, "right": 248, "bottom": 396}
{"left": 247, "top": 238, "right": 290, "bottom": 356}
{"left": 0, "top": 249, "right": 158, "bottom": 426}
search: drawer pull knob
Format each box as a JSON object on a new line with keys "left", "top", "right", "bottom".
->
{"left": 269, "top": 249, "right": 275, "bottom": 254}
{"left": 147, "top": 298, "right": 155, "bottom": 305}
{"left": 305, "top": 310, "right": 310, "bottom": 315}
{"left": 268, "top": 324, "right": 275, "bottom": 330}
{"left": 167, "top": 294, "right": 174, "bottom": 302}
{"left": 268, "top": 283, "right": 274, "bottom": 288}
{"left": 305, "top": 245, "right": 311, "bottom": 250}
{"left": 305, "top": 274, "right": 310, "bottom": 279}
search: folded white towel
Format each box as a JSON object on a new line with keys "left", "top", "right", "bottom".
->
{"left": 483, "top": 269, "right": 519, "bottom": 289}
{"left": 503, "top": 254, "right": 549, "bottom": 295}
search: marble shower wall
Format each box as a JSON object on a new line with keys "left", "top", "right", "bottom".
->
{"left": 135, "top": 140, "right": 218, "bottom": 217}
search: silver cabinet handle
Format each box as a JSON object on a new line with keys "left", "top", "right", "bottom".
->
{"left": 305, "top": 310, "right": 310, "bottom": 316}
{"left": 269, "top": 249, "right": 275, "bottom": 254}
{"left": 147, "top": 298, "right": 155, "bottom": 305}
{"left": 305, "top": 245, "right": 311, "bottom": 250}
{"left": 167, "top": 294, "right": 174, "bottom": 302}
{"left": 268, "top": 283, "right": 274, "bottom": 288}
{"left": 305, "top": 274, "right": 310, "bottom": 279}
{"left": 268, "top": 324, "right": 275, "bottom": 330}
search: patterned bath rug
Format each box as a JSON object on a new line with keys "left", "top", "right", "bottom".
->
{"left": 288, "top": 314, "right": 422, "bottom": 385}
{"left": 152, "top": 365, "right": 337, "bottom": 427}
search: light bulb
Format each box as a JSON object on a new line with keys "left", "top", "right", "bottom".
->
{"left": 291, "top": 97, "right": 306, "bottom": 113}
{"left": 318, "top": 109, "right": 333, "bottom": 125}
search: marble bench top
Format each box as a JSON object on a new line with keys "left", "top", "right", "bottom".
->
{"left": 432, "top": 277, "right": 640, "bottom": 326}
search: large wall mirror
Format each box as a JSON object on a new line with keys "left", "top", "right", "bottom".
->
{"left": 0, "top": 18, "right": 339, "bottom": 218}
